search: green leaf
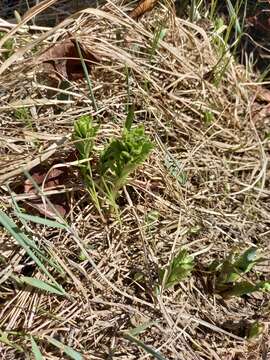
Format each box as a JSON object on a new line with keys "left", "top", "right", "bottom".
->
{"left": 203, "top": 110, "right": 214, "bottom": 124}
{"left": 159, "top": 249, "right": 194, "bottom": 289}
{"left": 101, "top": 126, "right": 153, "bottom": 176}
{"left": 220, "top": 281, "right": 258, "bottom": 298}
{"left": 164, "top": 153, "right": 187, "bottom": 185}
{"left": 31, "top": 337, "right": 43, "bottom": 360}
{"left": 0, "top": 211, "right": 66, "bottom": 296}
{"left": 234, "top": 247, "right": 258, "bottom": 274}
{"left": 122, "top": 334, "right": 166, "bottom": 360}
{"left": 217, "top": 247, "right": 259, "bottom": 284}
{"left": 125, "top": 103, "right": 135, "bottom": 131}
{"left": 247, "top": 321, "right": 264, "bottom": 340}
{"left": 217, "top": 259, "right": 239, "bottom": 283}
{"left": 100, "top": 125, "right": 153, "bottom": 199}
{"left": 46, "top": 336, "right": 82, "bottom": 360}
{"left": 73, "top": 115, "right": 98, "bottom": 159}
{"left": 0, "top": 330, "right": 24, "bottom": 352}
{"left": 257, "top": 281, "right": 270, "bottom": 292}
{"left": 128, "top": 321, "right": 156, "bottom": 337}
{"left": 14, "top": 212, "right": 67, "bottom": 229}
{"left": 145, "top": 210, "right": 159, "bottom": 232}
{"left": 0, "top": 32, "right": 14, "bottom": 59}
{"left": 19, "top": 276, "right": 66, "bottom": 296}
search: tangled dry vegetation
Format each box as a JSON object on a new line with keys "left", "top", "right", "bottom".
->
{"left": 0, "top": 1, "right": 270, "bottom": 359}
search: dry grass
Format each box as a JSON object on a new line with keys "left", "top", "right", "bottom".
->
{"left": 0, "top": 1, "right": 270, "bottom": 359}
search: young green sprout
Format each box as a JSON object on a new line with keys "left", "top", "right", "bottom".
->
{"left": 210, "top": 247, "right": 270, "bottom": 298}
{"left": 100, "top": 125, "right": 153, "bottom": 202}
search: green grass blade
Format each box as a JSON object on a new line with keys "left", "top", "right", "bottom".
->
{"left": 45, "top": 336, "right": 82, "bottom": 360}
{"left": 8, "top": 203, "right": 66, "bottom": 276}
{"left": 31, "top": 337, "right": 43, "bottom": 360}
{"left": 123, "top": 334, "right": 166, "bottom": 360}
{"left": 0, "top": 211, "right": 66, "bottom": 295}
{"left": 0, "top": 330, "right": 23, "bottom": 352}
{"left": 19, "top": 276, "right": 66, "bottom": 296}
{"left": 221, "top": 281, "right": 257, "bottom": 298}
{"left": 149, "top": 24, "right": 167, "bottom": 61}
{"left": 14, "top": 212, "right": 67, "bottom": 229}
{"left": 74, "top": 38, "right": 98, "bottom": 112}
{"left": 226, "top": 0, "right": 242, "bottom": 35}
{"left": 124, "top": 103, "right": 135, "bottom": 131}
{"left": 128, "top": 321, "right": 156, "bottom": 337}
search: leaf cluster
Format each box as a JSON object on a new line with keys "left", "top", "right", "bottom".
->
{"left": 210, "top": 247, "right": 270, "bottom": 298}
{"left": 73, "top": 115, "right": 98, "bottom": 160}
{"left": 100, "top": 126, "right": 153, "bottom": 199}
{"left": 72, "top": 116, "right": 153, "bottom": 205}
{"left": 159, "top": 249, "right": 194, "bottom": 289}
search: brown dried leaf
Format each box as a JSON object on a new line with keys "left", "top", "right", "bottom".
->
{"left": 24, "top": 167, "right": 65, "bottom": 194}
{"left": 130, "top": 0, "right": 158, "bottom": 19}
{"left": 256, "top": 86, "right": 270, "bottom": 103}
{"left": 37, "top": 37, "right": 99, "bottom": 81}
{"left": 251, "top": 103, "right": 270, "bottom": 126}
{"left": 24, "top": 201, "right": 68, "bottom": 219}
{"left": 23, "top": 166, "right": 69, "bottom": 219}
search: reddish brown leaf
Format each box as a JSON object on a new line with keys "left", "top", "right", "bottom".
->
{"left": 24, "top": 201, "right": 68, "bottom": 219}
{"left": 24, "top": 168, "right": 65, "bottom": 193}
{"left": 37, "top": 37, "right": 99, "bottom": 81}
{"left": 22, "top": 166, "right": 70, "bottom": 219}
{"left": 251, "top": 102, "right": 270, "bottom": 126}
{"left": 255, "top": 86, "right": 270, "bottom": 103}
{"left": 130, "top": 0, "right": 158, "bottom": 19}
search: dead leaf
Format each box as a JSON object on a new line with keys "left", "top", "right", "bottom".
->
{"left": 255, "top": 86, "right": 270, "bottom": 103}
{"left": 251, "top": 102, "right": 270, "bottom": 126}
{"left": 24, "top": 201, "right": 68, "bottom": 219}
{"left": 37, "top": 37, "right": 99, "bottom": 81}
{"left": 22, "top": 165, "right": 70, "bottom": 219}
{"left": 130, "top": 0, "right": 158, "bottom": 19}
{"left": 24, "top": 167, "right": 65, "bottom": 194}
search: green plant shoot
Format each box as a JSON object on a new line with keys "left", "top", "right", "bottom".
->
{"left": 210, "top": 247, "right": 270, "bottom": 298}
{"left": 73, "top": 114, "right": 98, "bottom": 188}
{"left": 73, "top": 115, "right": 103, "bottom": 217}
{"left": 159, "top": 249, "right": 194, "bottom": 289}
{"left": 100, "top": 125, "right": 153, "bottom": 201}
{"left": 73, "top": 115, "right": 98, "bottom": 160}
{"left": 214, "top": 247, "right": 258, "bottom": 284}
{"left": 0, "top": 32, "right": 14, "bottom": 60}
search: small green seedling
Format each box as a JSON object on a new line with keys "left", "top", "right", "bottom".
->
{"left": 210, "top": 247, "right": 270, "bottom": 298}
{"left": 203, "top": 110, "right": 214, "bottom": 125}
{"left": 14, "top": 107, "right": 33, "bottom": 130}
{"left": 164, "top": 153, "right": 187, "bottom": 186}
{"left": 0, "top": 32, "right": 14, "bottom": 60}
{"left": 73, "top": 115, "right": 98, "bottom": 161}
{"left": 73, "top": 115, "right": 102, "bottom": 215}
{"left": 149, "top": 23, "right": 167, "bottom": 62}
{"left": 73, "top": 117, "right": 153, "bottom": 214}
{"left": 100, "top": 125, "right": 153, "bottom": 202}
{"left": 73, "top": 115, "right": 98, "bottom": 190}
{"left": 247, "top": 321, "right": 264, "bottom": 340}
{"left": 159, "top": 249, "right": 194, "bottom": 289}
{"left": 145, "top": 210, "right": 159, "bottom": 233}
